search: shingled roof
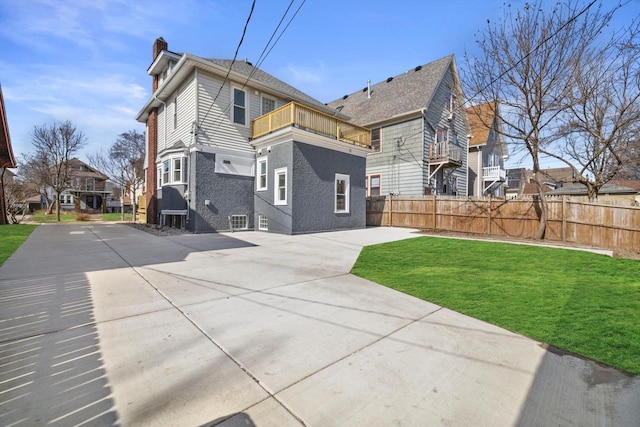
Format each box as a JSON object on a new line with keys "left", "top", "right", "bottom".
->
{"left": 326, "top": 55, "right": 455, "bottom": 126}
{"left": 205, "top": 58, "right": 329, "bottom": 112}
{"left": 467, "top": 102, "right": 497, "bottom": 147}
{"left": 0, "top": 84, "right": 16, "bottom": 169}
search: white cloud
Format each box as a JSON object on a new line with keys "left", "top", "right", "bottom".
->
{"left": 283, "top": 62, "right": 326, "bottom": 85}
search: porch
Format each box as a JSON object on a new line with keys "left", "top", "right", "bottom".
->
{"left": 429, "top": 142, "right": 463, "bottom": 167}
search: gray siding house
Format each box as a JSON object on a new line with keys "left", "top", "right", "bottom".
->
{"left": 327, "top": 55, "right": 469, "bottom": 197}
{"left": 136, "top": 38, "right": 371, "bottom": 233}
{"left": 467, "top": 102, "right": 509, "bottom": 197}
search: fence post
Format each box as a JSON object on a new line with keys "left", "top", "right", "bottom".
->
{"left": 562, "top": 195, "right": 567, "bottom": 242}
{"left": 433, "top": 196, "right": 437, "bottom": 230}
{"left": 487, "top": 197, "right": 492, "bottom": 236}
{"left": 388, "top": 194, "right": 393, "bottom": 227}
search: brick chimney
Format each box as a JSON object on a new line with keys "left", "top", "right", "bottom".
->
{"left": 145, "top": 37, "right": 167, "bottom": 225}
{"left": 152, "top": 37, "right": 167, "bottom": 92}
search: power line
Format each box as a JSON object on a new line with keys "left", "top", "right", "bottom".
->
{"left": 208, "top": 0, "right": 306, "bottom": 132}
{"left": 200, "top": 0, "right": 257, "bottom": 126}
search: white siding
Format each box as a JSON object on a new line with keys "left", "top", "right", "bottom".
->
{"left": 157, "top": 72, "right": 197, "bottom": 155}
{"left": 196, "top": 72, "right": 287, "bottom": 154}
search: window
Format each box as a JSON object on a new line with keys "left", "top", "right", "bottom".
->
{"left": 173, "top": 97, "right": 178, "bottom": 130}
{"left": 367, "top": 174, "right": 381, "bottom": 196}
{"left": 182, "top": 157, "right": 189, "bottom": 184}
{"left": 335, "top": 173, "right": 350, "bottom": 213}
{"left": 162, "top": 160, "right": 170, "bottom": 185}
{"left": 436, "top": 128, "right": 448, "bottom": 144}
{"left": 256, "top": 157, "right": 267, "bottom": 191}
{"left": 229, "top": 215, "right": 248, "bottom": 230}
{"left": 258, "top": 215, "right": 268, "bottom": 231}
{"left": 371, "top": 128, "right": 381, "bottom": 152}
{"left": 274, "top": 168, "right": 287, "bottom": 205}
{"left": 233, "top": 87, "right": 246, "bottom": 125}
{"left": 86, "top": 177, "right": 95, "bottom": 191}
{"left": 173, "top": 158, "right": 182, "bottom": 182}
{"left": 262, "top": 97, "right": 275, "bottom": 115}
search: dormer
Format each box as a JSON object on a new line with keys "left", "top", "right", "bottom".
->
{"left": 149, "top": 50, "right": 182, "bottom": 88}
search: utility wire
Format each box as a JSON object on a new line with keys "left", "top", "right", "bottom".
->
{"left": 208, "top": 0, "right": 306, "bottom": 132}
{"left": 200, "top": 0, "right": 257, "bottom": 126}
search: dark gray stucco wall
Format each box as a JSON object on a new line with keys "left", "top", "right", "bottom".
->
{"left": 291, "top": 142, "right": 366, "bottom": 234}
{"left": 254, "top": 142, "right": 293, "bottom": 234}
{"left": 189, "top": 151, "right": 254, "bottom": 233}
{"left": 157, "top": 185, "right": 188, "bottom": 225}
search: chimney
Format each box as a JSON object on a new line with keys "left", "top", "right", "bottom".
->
{"left": 367, "top": 80, "right": 371, "bottom": 99}
{"left": 152, "top": 37, "right": 167, "bottom": 92}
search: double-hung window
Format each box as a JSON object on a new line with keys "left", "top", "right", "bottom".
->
{"left": 371, "top": 128, "right": 381, "bottom": 152}
{"left": 367, "top": 174, "right": 381, "bottom": 196}
{"left": 173, "top": 158, "right": 182, "bottom": 182}
{"left": 233, "top": 87, "right": 247, "bottom": 125}
{"left": 274, "top": 168, "right": 287, "bottom": 205}
{"left": 85, "top": 177, "right": 95, "bottom": 191}
{"left": 256, "top": 157, "right": 267, "bottom": 191}
{"left": 335, "top": 173, "right": 350, "bottom": 213}
{"left": 162, "top": 160, "right": 170, "bottom": 185}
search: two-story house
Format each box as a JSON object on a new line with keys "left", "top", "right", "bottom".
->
{"left": 51, "top": 158, "right": 111, "bottom": 212}
{"left": 467, "top": 101, "right": 508, "bottom": 197}
{"left": 137, "top": 38, "right": 371, "bottom": 234}
{"left": 326, "top": 55, "right": 469, "bottom": 197}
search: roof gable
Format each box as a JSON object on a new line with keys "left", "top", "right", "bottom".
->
{"left": 66, "top": 158, "right": 109, "bottom": 180}
{"left": 326, "top": 55, "right": 455, "bottom": 126}
{"left": 0, "top": 85, "right": 16, "bottom": 168}
{"left": 467, "top": 102, "right": 497, "bottom": 147}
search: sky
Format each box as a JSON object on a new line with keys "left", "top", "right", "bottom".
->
{"left": 2, "top": 0, "right": 640, "bottom": 171}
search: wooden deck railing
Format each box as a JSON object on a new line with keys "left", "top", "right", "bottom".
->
{"left": 252, "top": 102, "right": 371, "bottom": 148}
{"left": 483, "top": 166, "right": 506, "bottom": 181}
{"left": 429, "top": 142, "right": 463, "bottom": 165}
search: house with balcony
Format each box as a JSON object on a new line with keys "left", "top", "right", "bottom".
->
{"left": 136, "top": 38, "right": 371, "bottom": 233}
{"left": 50, "top": 158, "right": 111, "bottom": 212}
{"left": 326, "top": 55, "right": 469, "bottom": 196}
{"left": 467, "top": 102, "right": 508, "bottom": 198}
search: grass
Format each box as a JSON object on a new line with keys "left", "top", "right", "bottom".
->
{"left": 102, "top": 212, "right": 133, "bottom": 221}
{"left": 0, "top": 224, "right": 38, "bottom": 266}
{"left": 351, "top": 236, "right": 640, "bottom": 375}
{"left": 31, "top": 211, "right": 77, "bottom": 223}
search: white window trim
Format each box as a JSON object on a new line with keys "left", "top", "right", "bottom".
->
{"left": 157, "top": 166, "right": 162, "bottom": 189}
{"left": 258, "top": 214, "right": 268, "bottom": 231}
{"left": 256, "top": 156, "right": 268, "bottom": 191}
{"left": 335, "top": 173, "right": 350, "bottom": 213}
{"left": 232, "top": 86, "right": 248, "bottom": 126}
{"left": 274, "top": 167, "right": 287, "bottom": 206}
{"left": 160, "top": 156, "right": 187, "bottom": 186}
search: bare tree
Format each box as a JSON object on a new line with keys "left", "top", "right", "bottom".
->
{"left": 549, "top": 23, "right": 640, "bottom": 200}
{"left": 32, "top": 120, "right": 86, "bottom": 221}
{"left": 19, "top": 152, "right": 54, "bottom": 213}
{"left": 464, "top": 1, "right": 621, "bottom": 238}
{"left": 89, "top": 130, "right": 145, "bottom": 221}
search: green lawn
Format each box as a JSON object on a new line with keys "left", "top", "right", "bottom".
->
{"left": 30, "top": 211, "right": 77, "bottom": 223}
{"left": 102, "top": 212, "right": 133, "bottom": 221}
{"left": 0, "top": 224, "right": 38, "bottom": 266}
{"left": 351, "top": 236, "right": 640, "bottom": 375}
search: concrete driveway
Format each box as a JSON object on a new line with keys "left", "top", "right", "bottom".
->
{"left": 0, "top": 223, "right": 638, "bottom": 426}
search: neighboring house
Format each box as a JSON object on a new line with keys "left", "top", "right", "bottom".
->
{"left": 326, "top": 55, "right": 469, "bottom": 197}
{"left": 0, "top": 83, "right": 17, "bottom": 224}
{"left": 467, "top": 102, "right": 508, "bottom": 197}
{"left": 48, "top": 158, "right": 111, "bottom": 213}
{"left": 546, "top": 181, "right": 640, "bottom": 205}
{"left": 530, "top": 167, "right": 576, "bottom": 189}
{"left": 506, "top": 168, "right": 527, "bottom": 199}
{"left": 137, "top": 38, "right": 371, "bottom": 234}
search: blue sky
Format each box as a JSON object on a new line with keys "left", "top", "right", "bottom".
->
{"left": 2, "top": 0, "right": 639, "bottom": 169}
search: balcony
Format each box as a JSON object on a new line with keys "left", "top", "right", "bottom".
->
{"left": 429, "top": 142, "right": 463, "bottom": 167}
{"left": 252, "top": 102, "right": 371, "bottom": 148}
{"left": 482, "top": 166, "right": 506, "bottom": 182}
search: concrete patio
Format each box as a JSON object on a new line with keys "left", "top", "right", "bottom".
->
{"left": 0, "top": 223, "right": 638, "bottom": 426}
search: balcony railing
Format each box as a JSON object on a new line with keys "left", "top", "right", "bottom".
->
{"left": 483, "top": 166, "right": 506, "bottom": 181}
{"left": 252, "top": 102, "right": 371, "bottom": 148}
{"left": 429, "top": 142, "right": 463, "bottom": 165}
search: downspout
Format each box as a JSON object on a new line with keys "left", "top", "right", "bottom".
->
{"left": 152, "top": 94, "right": 166, "bottom": 225}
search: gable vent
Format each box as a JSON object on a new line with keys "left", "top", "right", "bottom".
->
{"left": 414, "top": 65, "right": 422, "bottom": 72}
{"left": 386, "top": 77, "right": 393, "bottom": 83}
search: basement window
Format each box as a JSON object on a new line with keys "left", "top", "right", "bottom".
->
{"left": 258, "top": 215, "right": 268, "bottom": 231}
{"left": 229, "top": 215, "right": 248, "bottom": 231}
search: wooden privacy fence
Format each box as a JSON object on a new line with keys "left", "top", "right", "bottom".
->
{"left": 366, "top": 195, "right": 640, "bottom": 252}
{"left": 138, "top": 195, "right": 147, "bottom": 224}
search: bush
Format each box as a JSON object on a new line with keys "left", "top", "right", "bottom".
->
{"left": 75, "top": 212, "right": 91, "bottom": 221}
